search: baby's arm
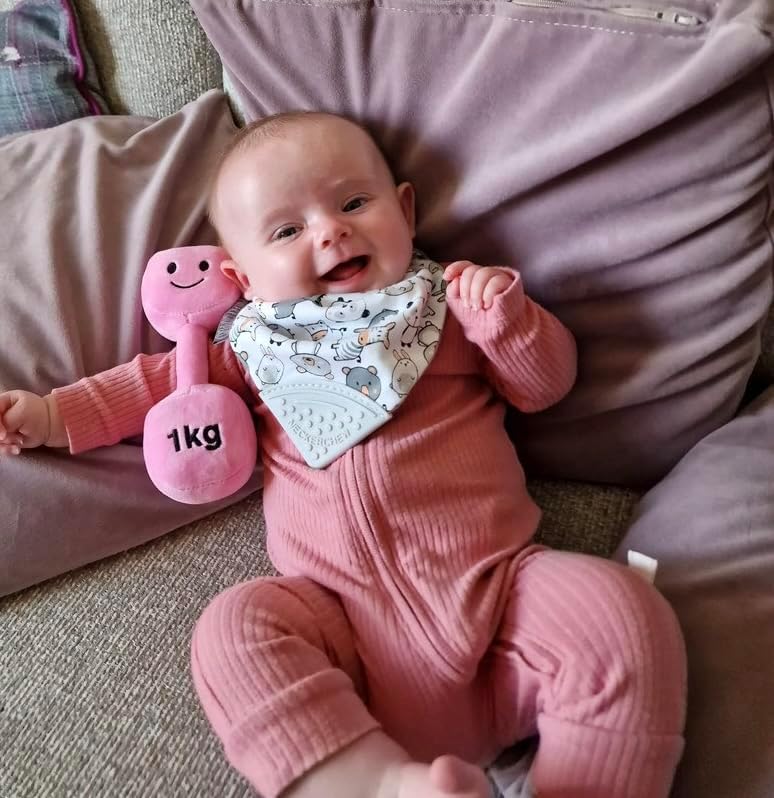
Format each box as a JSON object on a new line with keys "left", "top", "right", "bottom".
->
{"left": 0, "top": 341, "right": 250, "bottom": 456}
{"left": 445, "top": 260, "right": 577, "bottom": 412}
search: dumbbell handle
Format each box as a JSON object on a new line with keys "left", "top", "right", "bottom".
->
{"left": 176, "top": 323, "right": 209, "bottom": 390}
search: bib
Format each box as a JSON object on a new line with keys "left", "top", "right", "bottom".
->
{"left": 229, "top": 252, "right": 447, "bottom": 467}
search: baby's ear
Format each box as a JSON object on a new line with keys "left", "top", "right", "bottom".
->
{"left": 396, "top": 182, "right": 416, "bottom": 236}
{"left": 220, "top": 258, "right": 252, "bottom": 297}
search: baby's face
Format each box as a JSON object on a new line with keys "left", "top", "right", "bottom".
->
{"left": 213, "top": 119, "right": 416, "bottom": 303}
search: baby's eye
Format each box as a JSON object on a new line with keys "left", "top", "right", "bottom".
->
{"left": 343, "top": 197, "right": 368, "bottom": 212}
{"left": 274, "top": 225, "right": 300, "bottom": 241}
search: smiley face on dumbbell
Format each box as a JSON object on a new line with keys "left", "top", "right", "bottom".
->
{"left": 166, "top": 257, "right": 209, "bottom": 289}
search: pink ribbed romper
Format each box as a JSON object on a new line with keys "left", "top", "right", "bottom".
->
{"left": 54, "top": 276, "right": 686, "bottom": 798}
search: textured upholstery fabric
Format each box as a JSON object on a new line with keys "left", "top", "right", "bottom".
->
{"left": 0, "top": 494, "right": 269, "bottom": 798}
{"left": 70, "top": 0, "right": 221, "bottom": 116}
{"left": 531, "top": 479, "right": 639, "bottom": 558}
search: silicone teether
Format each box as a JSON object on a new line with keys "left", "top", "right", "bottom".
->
{"left": 140, "top": 245, "right": 257, "bottom": 504}
{"left": 260, "top": 380, "right": 391, "bottom": 468}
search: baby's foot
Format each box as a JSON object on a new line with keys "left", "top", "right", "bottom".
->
{"left": 394, "top": 755, "right": 492, "bottom": 798}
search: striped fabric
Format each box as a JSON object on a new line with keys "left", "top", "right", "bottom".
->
{"left": 0, "top": 0, "right": 104, "bottom": 136}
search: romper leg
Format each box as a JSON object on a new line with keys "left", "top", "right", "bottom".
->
{"left": 488, "top": 549, "right": 686, "bottom": 798}
{"left": 191, "top": 575, "right": 380, "bottom": 797}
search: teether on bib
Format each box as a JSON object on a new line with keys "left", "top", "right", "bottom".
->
{"left": 229, "top": 252, "right": 447, "bottom": 468}
{"left": 141, "top": 246, "right": 257, "bottom": 504}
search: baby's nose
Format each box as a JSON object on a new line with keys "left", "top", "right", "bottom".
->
{"left": 317, "top": 216, "right": 351, "bottom": 248}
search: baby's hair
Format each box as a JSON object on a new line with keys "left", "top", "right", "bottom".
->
{"left": 225, "top": 110, "right": 359, "bottom": 158}
{"left": 207, "top": 111, "right": 388, "bottom": 231}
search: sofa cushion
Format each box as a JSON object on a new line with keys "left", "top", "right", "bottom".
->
{"left": 613, "top": 386, "right": 774, "bottom": 798}
{"left": 0, "top": 0, "right": 106, "bottom": 136}
{"left": 0, "top": 89, "right": 261, "bottom": 597}
{"left": 192, "top": 0, "right": 774, "bottom": 487}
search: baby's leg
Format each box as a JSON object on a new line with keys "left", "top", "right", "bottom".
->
{"left": 488, "top": 549, "right": 686, "bottom": 798}
{"left": 191, "top": 576, "right": 492, "bottom": 798}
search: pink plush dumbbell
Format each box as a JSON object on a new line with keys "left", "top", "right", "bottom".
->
{"left": 140, "top": 245, "right": 257, "bottom": 504}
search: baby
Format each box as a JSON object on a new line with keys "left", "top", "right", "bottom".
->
{"left": 0, "top": 112, "right": 686, "bottom": 798}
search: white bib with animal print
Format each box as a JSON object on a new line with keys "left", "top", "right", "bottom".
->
{"left": 229, "top": 252, "right": 446, "bottom": 467}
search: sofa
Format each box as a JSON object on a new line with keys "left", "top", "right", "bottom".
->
{"left": 1, "top": 1, "right": 773, "bottom": 796}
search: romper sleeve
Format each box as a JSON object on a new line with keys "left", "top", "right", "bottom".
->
{"left": 448, "top": 269, "right": 577, "bottom": 413}
{"left": 52, "top": 341, "right": 252, "bottom": 453}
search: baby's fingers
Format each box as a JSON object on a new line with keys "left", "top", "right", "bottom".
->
{"left": 2, "top": 400, "right": 31, "bottom": 436}
{"left": 481, "top": 273, "right": 513, "bottom": 309}
{"left": 0, "top": 391, "right": 49, "bottom": 449}
{"left": 443, "top": 260, "right": 474, "bottom": 283}
{"left": 467, "top": 268, "right": 496, "bottom": 309}
{"left": 444, "top": 261, "right": 475, "bottom": 302}
{"left": 458, "top": 264, "right": 483, "bottom": 307}
{"left": 0, "top": 439, "right": 22, "bottom": 456}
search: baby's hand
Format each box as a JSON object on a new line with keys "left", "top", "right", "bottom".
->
{"left": 0, "top": 391, "right": 62, "bottom": 455}
{"left": 443, "top": 261, "right": 515, "bottom": 310}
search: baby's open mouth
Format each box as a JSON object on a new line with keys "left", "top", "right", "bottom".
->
{"left": 323, "top": 255, "right": 370, "bottom": 283}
